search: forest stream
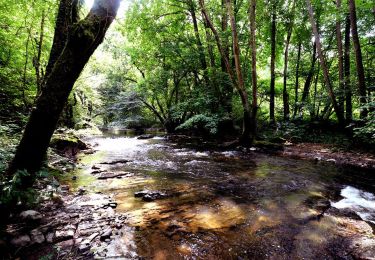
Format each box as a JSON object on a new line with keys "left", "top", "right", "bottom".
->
{"left": 60, "top": 132, "right": 375, "bottom": 259}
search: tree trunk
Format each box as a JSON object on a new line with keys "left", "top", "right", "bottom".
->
{"left": 33, "top": 9, "right": 46, "bottom": 93}
{"left": 199, "top": 0, "right": 234, "bottom": 82}
{"left": 226, "top": 0, "right": 252, "bottom": 144}
{"left": 220, "top": 0, "right": 233, "bottom": 122}
{"left": 7, "top": 0, "right": 121, "bottom": 185}
{"left": 270, "top": 6, "right": 276, "bottom": 124}
{"left": 306, "top": 0, "right": 345, "bottom": 125}
{"left": 344, "top": 14, "right": 352, "bottom": 121}
{"left": 249, "top": 0, "right": 257, "bottom": 138}
{"left": 300, "top": 42, "right": 317, "bottom": 115}
{"left": 348, "top": 0, "right": 367, "bottom": 118}
{"left": 189, "top": 1, "right": 208, "bottom": 85}
{"left": 336, "top": 0, "right": 345, "bottom": 115}
{"left": 293, "top": 42, "right": 302, "bottom": 119}
{"left": 283, "top": 10, "right": 294, "bottom": 121}
{"left": 43, "top": 0, "right": 79, "bottom": 86}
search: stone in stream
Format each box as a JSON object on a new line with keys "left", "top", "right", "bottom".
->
{"left": 137, "top": 134, "right": 155, "bottom": 140}
{"left": 100, "top": 160, "right": 130, "bottom": 165}
{"left": 92, "top": 165, "right": 101, "bottom": 170}
{"left": 100, "top": 228, "right": 112, "bottom": 241}
{"left": 55, "top": 229, "right": 75, "bottom": 242}
{"left": 97, "top": 172, "right": 133, "bottom": 180}
{"left": 134, "top": 190, "right": 167, "bottom": 202}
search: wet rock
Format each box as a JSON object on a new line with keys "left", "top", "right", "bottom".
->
{"left": 314, "top": 156, "right": 322, "bottom": 162}
{"left": 100, "top": 160, "right": 130, "bottom": 165}
{"left": 30, "top": 229, "right": 45, "bottom": 244}
{"left": 55, "top": 229, "right": 75, "bottom": 242}
{"left": 92, "top": 165, "right": 101, "bottom": 170}
{"left": 46, "top": 232, "right": 55, "bottom": 243}
{"left": 102, "top": 202, "right": 118, "bottom": 209}
{"left": 60, "top": 185, "right": 70, "bottom": 191}
{"left": 137, "top": 134, "right": 155, "bottom": 140}
{"left": 19, "top": 210, "right": 42, "bottom": 223}
{"left": 97, "top": 172, "right": 133, "bottom": 180}
{"left": 10, "top": 235, "right": 31, "bottom": 247}
{"left": 78, "top": 187, "right": 86, "bottom": 196}
{"left": 100, "top": 228, "right": 112, "bottom": 241}
{"left": 326, "top": 158, "right": 336, "bottom": 164}
{"left": 134, "top": 190, "right": 167, "bottom": 202}
{"left": 56, "top": 239, "right": 75, "bottom": 249}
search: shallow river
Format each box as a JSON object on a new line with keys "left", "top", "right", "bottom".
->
{"left": 68, "top": 133, "right": 375, "bottom": 259}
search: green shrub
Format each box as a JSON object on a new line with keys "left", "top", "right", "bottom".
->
{"left": 176, "top": 114, "right": 219, "bottom": 135}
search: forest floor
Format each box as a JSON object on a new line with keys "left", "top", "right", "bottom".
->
{"left": 278, "top": 142, "right": 375, "bottom": 170}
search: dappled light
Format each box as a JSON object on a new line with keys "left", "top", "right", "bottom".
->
{"left": 0, "top": 0, "right": 374, "bottom": 259}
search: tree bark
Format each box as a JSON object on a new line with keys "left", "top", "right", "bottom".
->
{"left": 249, "top": 0, "right": 257, "bottom": 138}
{"left": 306, "top": 0, "right": 345, "bottom": 125}
{"left": 220, "top": 0, "right": 233, "bottom": 122}
{"left": 336, "top": 0, "right": 345, "bottom": 115}
{"left": 344, "top": 14, "right": 352, "bottom": 121}
{"left": 282, "top": 1, "right": 295, "bottom": 121}
{"left": 269, "top": 5, "right": 276, "bottom": 124}
{"left": 226, "top": 0, "right": 252, "bottom": 144}
{"left": 189, "top": 1, "right": 208, "bottom": 85}
{"left": 293, "top": 42, "right": 301, "bottom": 119}
{"left": 43, "top": 0, "right": 79, "bottom": 86}
{"left": 7, "top": 0, "right": 121, "bottom": 185}
{"left": 348, "top": 0, "right": 367, "bottom": 118}
{"left": 300, "top": 42, "right": 317, "bottom": 116}
{"left": 33, "top": 9, "right": 46, "bottom": 93}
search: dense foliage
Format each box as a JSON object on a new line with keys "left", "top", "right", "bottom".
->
{"left": 0, "top": 0, "right": 374, "bottom": 139}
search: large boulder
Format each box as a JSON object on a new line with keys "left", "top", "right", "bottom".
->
{"left": 50, "top": 132, "right": 88, "bottom": 157}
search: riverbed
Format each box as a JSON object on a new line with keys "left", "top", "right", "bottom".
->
{"left": 66, "top": 133, "right": 375, "bottom": 259}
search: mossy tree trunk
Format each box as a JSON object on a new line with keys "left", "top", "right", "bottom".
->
{"left": 7, "top": 0, "right": 120, "bottom": 186}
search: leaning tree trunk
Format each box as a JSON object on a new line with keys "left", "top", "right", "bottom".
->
{"left": 7, "top": 0, "right": 120, "bottom": 186}
{"left": 306, "top": 0, "right": 345, "bottom": 125}
{"left": 43, "top": 0, "right": 79, "bottom": 87}
{"left": 348, "top": 0, "right": 367, "bottom": 118}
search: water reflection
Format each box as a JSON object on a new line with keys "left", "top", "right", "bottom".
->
{"left": 69, "top": 135, "right": 375, "bottom": 259}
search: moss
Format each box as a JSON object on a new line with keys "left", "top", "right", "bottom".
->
{"left": 50, "top": 132, "right": 88, "bottom": 152}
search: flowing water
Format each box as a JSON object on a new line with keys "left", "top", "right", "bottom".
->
{"left": 67, "top": 133, "right": 375, "bottom": 259}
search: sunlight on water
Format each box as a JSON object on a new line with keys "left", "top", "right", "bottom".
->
{"left": 69, "top": 135, "right": 375, "bottom": 259}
